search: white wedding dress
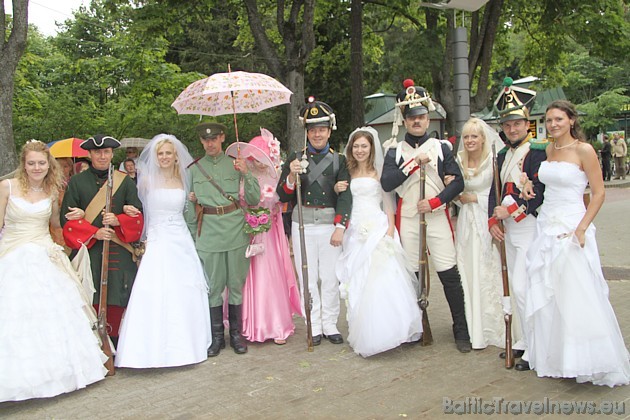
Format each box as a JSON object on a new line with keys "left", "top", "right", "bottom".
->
{"left": 336, "top": 178, "right": 422, "bottom": 357}
{"left": 0, "top": 192, "right": 106, "bottom": 402}
{"left": 115, "top": 188, "right": 211, "bottom": 368}
{"left": 525, "top": 161, "right": 630, "bottom": 387}
{"left": 455, "top": 163, "right": 505, "bottom": 349}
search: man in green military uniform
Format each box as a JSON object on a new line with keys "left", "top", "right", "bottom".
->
{"left": 276, "top": 98, "right": 351, "bottom": 346}
{"left": 61, "top": 134, "right": 144, "bottom": 347}
{"left": 186, "top": 122, "right": 260, "bottom": 356}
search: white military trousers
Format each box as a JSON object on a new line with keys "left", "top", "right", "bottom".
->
{"left": 292, "top": 222, "right": 342, "bottom": 337}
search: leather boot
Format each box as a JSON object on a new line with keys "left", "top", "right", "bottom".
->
{"left": 207, "top": 306, "right": 225, "bottom": 357}
{"left": 437, "top": 266, "right": 470, "bottom": 342}
{"left": 228, "top": 304, "right": 248, "bottom": 354}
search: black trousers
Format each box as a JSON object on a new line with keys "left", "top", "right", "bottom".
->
{"left": 602, "top": 157, "right": 612, "bottom": 181}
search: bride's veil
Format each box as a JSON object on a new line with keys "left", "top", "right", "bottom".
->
{"left": 137, "top": 133, "right": 194, "bottom": 239}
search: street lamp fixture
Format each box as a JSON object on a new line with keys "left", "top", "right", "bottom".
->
{"left": 420, "top": 0, "right": 490, "bottom": 12}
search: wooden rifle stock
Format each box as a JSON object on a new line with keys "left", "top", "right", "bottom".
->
{"left": 98, "top": 164, "right": 115, "bottom": 375}
{"left": 295, "top": 155, "right": 314, "bottom": 352}
{"left": 418, "top": 164, "right": 433, "bottom": 346}
{"left": 492, "top": 144, "right": 514, "bottom": 369}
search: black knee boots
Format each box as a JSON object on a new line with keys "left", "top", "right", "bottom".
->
{"left": 437, "top": 266, "right": 471, "bottom": 352}
{"left": 228, "top": 304, "right": 248, "bottom": 354}
{"left": 207, "top": 306, "right": 225, "bottom": 357}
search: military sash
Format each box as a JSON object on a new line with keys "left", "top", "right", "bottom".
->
{"left": 394, "top": 138, "right": 445, "bottom": 216}
{"left": 500, "top": 142, "right": 530, "bottom": 189}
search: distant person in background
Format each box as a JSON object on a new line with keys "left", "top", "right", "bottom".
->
{"left": 74, "top": 158, "right": 90, "bottom": 174}
{"left": 124, "top": 159, "right": 138, "bottom": 184}
{"left": 56, "top": 158, "right": 74, "bottom": 187}
{"left": 119, "top": 147, "right": 139, "bottom": 172}
{"left": 600, "top": 135, "right": 612, "bottom": 181}
{"left": 611, "top": 133, "right": 627, "bottom": 180}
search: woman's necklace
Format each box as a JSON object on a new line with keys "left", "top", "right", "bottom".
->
{"left": 29, "top": 185, "right": 44, "bottom": 192}
{"left": 554, "top": 139, "right": 578, "bottom": 150}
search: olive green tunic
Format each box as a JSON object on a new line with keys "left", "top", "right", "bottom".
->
{"left": 185, "top": 153, "right": 260, "bottom": 306}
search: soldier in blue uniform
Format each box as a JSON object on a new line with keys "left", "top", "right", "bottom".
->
{"left": 381, "top": 80, "right": 472, "bottom": 353}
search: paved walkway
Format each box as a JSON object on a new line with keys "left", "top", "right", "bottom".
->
{"left": 2, "top": 191, "right": 629, "bottom": 420}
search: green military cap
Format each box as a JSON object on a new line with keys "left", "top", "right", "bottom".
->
{"left": 196, "top": 122, "right": 227, "bottom": 140}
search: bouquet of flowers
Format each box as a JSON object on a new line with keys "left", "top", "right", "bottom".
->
{"left": 243, "top": 207, "right": 272, "bottom": 235}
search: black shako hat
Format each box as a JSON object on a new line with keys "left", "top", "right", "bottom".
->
{"left": 80, "top": 134, "right": 121, "bottom": 150}
{"left": 396, "top": 79, "right": 435, "bottom": 118}
{"left": 494, "top": 77, "right": 536, "bottom": 123}
{"left": 299, "top": 97, "right": 337, "bottom": 130}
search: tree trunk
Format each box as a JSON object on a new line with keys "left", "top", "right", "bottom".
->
{"left": 243, "top": 0, "right": 315, "bottom": 155}
{"left": 286, "top": 69, "right": 306, "bottom": 153}
{"left": 0, "top": 0, "right": 29, "bottom": 175}
{"left": 350, "top": 0, "right": 364, "bottom": 129}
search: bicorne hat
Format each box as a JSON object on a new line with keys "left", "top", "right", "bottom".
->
{"left": 80, "top": 134, "right": 121, "bottom": 150}
{"left": 494, "top": 77, "right": 536, "bottom": 123}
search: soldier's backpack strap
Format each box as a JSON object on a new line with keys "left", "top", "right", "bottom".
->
{"left": 333, "top": 152, "right": 339, "bottom": 176}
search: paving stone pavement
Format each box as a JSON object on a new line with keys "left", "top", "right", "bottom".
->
{"left": 1, "top": 191, "right": 629, "bottom": 420}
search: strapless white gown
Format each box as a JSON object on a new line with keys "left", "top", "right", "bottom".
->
{"left": 115, "top": 188, "right": 211, "bottom": 368}
{"left": 336, "top": 178, "right": 422, "bottom": 357}
{"left": 525, "top": 161, "right": 630, "bottom": 387}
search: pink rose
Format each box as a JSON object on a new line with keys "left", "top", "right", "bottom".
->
{"left": 248, "top": 214, "right": 260, "bottom": 228}
{"left": 258, "top": 213, "right": 269, "bottom": 225}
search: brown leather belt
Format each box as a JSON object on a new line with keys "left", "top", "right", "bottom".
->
{"left": 196, "top": 201, "right": 241, "bottom": 237}
{"left": 201, "top": 202, "right": 239, "bottom": 215}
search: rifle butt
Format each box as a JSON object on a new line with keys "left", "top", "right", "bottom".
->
{"left": 98, "top": 328, "right": 115, "bottom": 376}
{"left": 420, "top": 309, "right": 433, "bottom": 346}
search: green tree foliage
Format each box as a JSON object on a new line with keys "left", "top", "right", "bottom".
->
{"left": 6, "top": 0, "right": 630, "bottom": 165}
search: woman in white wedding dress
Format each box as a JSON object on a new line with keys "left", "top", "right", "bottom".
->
{"left": 525, "top": 100, "right": 629, "bottom": 387}
{"left": 454, "top": 118, "right": 509, "bottom": 350}
{"left": 115, "top": 134, "right": 211, "bottom": 368}
{"left": 335, "top": 127, "right": 422, "bottom": 357}
{"left": 0, "top": 141, "right": 106, "bottom": 402}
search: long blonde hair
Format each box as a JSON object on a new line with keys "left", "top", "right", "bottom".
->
{"left": 156, "top": 138, "right": 181, "bottom": 181}
{"left": 16, "top": 140, "right": 62, "bottom": 197}
{"left": 459, "top": 118, "right": 491, "bottom": 179}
